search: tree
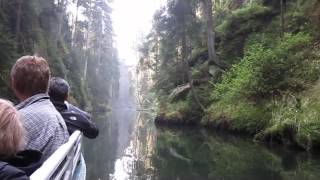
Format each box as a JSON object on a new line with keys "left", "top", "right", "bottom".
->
{"left": 0, "top": 0, "right": 119, "bottom": 111}
{"left": 280, "top": 0, "right": 286, "bottom": 37}
{"left": 55, "top": 0, "right": 68, "bottom": 47}
{"left": 15, "top": 0, "right": 22, "bottom": 43}
{"left": 202, "top": 0, "right": 217, "bottom": 65}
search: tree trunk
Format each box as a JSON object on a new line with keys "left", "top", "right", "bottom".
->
{"left": 181, "top": 29, "right": 205, "bottom": 111}
{"left": 83, "top": 57, "right": 88, "bottom": 80}
{"left": 83, "top": 0, "right": 92, "bottom": 81}
{"left": 72, "top": 0, "right": 80, "bottom": 46}
{"left": 181, "top": 29, "right": 188, "bottom": 84}
{"left": 155, "top": 36, "right": 160, "bottom": 75}
{"left": 202, "top": 0, "right": 217, "bottom": 65}
{"left": 280, "top": 0, "right": 285, "bottom": 38}
{"left": 96, "top": 34, "right": 102, "bottom": 75}
{"left": 16, "top": 0, "right": 23, "bottom": 43}
{"left": 56, "top": 0, "right": 66, "bottom": 46}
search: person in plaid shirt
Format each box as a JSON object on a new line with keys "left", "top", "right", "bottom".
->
{"left": 11, "top": 56, "right": 69, "bottom": 160}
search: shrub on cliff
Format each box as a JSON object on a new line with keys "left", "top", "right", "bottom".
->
{"left": 207, "top": 32, "right": 315, "bottom": 134}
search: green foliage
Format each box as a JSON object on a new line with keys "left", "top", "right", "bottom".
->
{"left": 143, "top": 0, "right": 320, "bottom": 150}
{"left": 191, "top": 68, "right": 203, "bottom": 79}
{"left": 0, "top": 15, "right": 18, "bottom": 99}
{"left": 159, "top": 97, "right": 189, "bottom": 122}
{"left": 158, "top": 84, "right": 209, "bottom": 124}
{"left": 212, "top": 32, "right": 313, "bottom": 102}
{"left": 206, "top": 100, "right": 270, "bottom": 133}
{"left": 0, "top": 0, "right": 119, "bottom": 111}
{"left": 206, "top": 32, "right": 319, "bottom": 136}
{"left": 287, "top": 0, "right": 320, "bottom": 39}
{"left": 260, "top": 81, "right": 320, "bottom": 149}
{"left": 216, "top": 4, "right": 273, "bottom": 64}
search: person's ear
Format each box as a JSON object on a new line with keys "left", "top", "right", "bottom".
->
{"left": 11, "top": 78, "right": 26, "bottom": 101}
{"left": 11, "top": 78, "right": 15, "bottom": 89}
{"left": 11, "top": 78, "right": 18, "bottom": 96}
{"left": 65, "top": 93, "right": 69, "bottom": 101}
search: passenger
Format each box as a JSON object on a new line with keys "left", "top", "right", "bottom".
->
{"left": 48, "top": 77, "right": 99, "bottom": 138}
{"left": 0, "top": 99, "right": 42, "bottom": 179}
{"left": 11, "top": 56, "right": 69, "bottom": 160}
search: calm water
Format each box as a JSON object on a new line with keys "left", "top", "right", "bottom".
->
{"left": 83, "top": 64, "right": 320, "bottom": 180}
{"left": 83, "top": 110, "right": 320, "bottom": 180}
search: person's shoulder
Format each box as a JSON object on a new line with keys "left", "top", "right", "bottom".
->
{"left": 0, "top": 161, "right": 29, "bottom": 180}
{"left": 67, "top": 103, "right": 91, "bottom": 118}
{"left": 10, "top": 150, "right": 43, "bottom": 176}
{"left": 18, "top": 107, "right": 43, "bottom": 123}
{"left": 19, "top": 99, "right": 56, "bottom": 114}
{"left": 67, "top": 103, "right": 83, "bottom": 112}
{"left": 20, "top": 101, "right": 63, "bottom": 125}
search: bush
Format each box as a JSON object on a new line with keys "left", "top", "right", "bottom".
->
{"left": 206, "top": 100, "right": 270, "bottom": 134}
{"left": 212, "top": 32, "right": 313, "bottom": 102}
{"left": 207, "top": 32, "right": 318, "bottom": 137}
{"left": 157, "top": 85, "right": 210, "bottom": 125}
{"left": 216, "top": 4, "right": 273, "bottom": 64}
{"left": 0, "top": 22, "right": 18, "bottom": 100}
{"left": 259, "top": 82, "right": 320, "bottom": 149}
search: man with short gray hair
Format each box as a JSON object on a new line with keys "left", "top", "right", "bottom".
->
{"left": 48, "top": 77, "right": 99, "bottom": 139}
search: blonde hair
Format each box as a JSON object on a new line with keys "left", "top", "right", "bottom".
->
{"left": 0, "top": 99, "right": 25, "bottom": 157}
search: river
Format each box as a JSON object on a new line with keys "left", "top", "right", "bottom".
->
{"left": 83, "top": 64, "right": 320, "bottom": 180}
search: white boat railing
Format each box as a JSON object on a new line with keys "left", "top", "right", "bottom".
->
{"left": 30, "top": 131, "right": 83, "bottom": 180}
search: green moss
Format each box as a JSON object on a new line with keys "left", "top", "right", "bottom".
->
{"left": 205, "top": 32, "right": 319, "bottom": 141}
{"left": 259, "top": 81, "right": 320, "bottom": 149}
{"left": 157, "top": 86, "right": 209, "bottom": 124}
{"left": 216, "top": 4, "right": 273, "bottom": 64}
{"left": 206, "top": 100, "right": 270, "bottom": 134}
{"left": 153, "top": 0, "right": 320, "bottom": 151}
{"left": 191, "top": 69, "right": 203, "bottom": 79}
{"left": 212, "top": 32, "right": 313, "bottom": 102}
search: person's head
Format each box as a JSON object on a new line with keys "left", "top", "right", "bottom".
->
{"left": 10, "top": 56, "right": 51, "bottom": 101}
{"left": 48, "top": 77, "right": 70, "bottom": 102}
{"left": 0, "top": 99, "right": 25, "bottom": 157}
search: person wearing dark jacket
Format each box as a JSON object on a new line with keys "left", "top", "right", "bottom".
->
{"left": 48, "top": 77, "right": 99, "bottom": 138}
{"left": 0, "top": 162, "right": 29, "bottom": 180}
{"left": 0, "top": 99, "right": 43, "bottom": 179}
{"left": 1, "top": 150, "right": 42, "bottom": 176}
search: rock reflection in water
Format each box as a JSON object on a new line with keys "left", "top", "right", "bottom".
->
{"left": 110, "top": 111, "right": 156, "bottom": 180}
{"left": 85, "top": 110, "right": 320, "bottom": 180}
{"left": 111, "top": 109, "right": 320, "bottom": 180}
{"left": 83, "top": 112, "right": 118, "bottom": 180}
{"left": 83, "top": 62, "right": 137, "bottom": 180}
{"left": 84, "top": 63, "right": 320, "bottom": 180}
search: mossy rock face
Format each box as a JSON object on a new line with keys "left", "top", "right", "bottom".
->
{"left": 189, "top": 49, "right": 208, "bottom": 67}
{"left": 216, "top": 5, "right": 274, "bottom": 65}
{"left": 155, "top": 111, "right": 196, "bottom": 125}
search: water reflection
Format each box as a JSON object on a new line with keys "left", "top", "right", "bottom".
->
{"left": 83, "top": 63, "right": 320, "bottom": 180}
{"left": 83, "top": 112, "right": 118, "bottom": 180}
{"left": 84, "top": 109, "right": 320, "bottom": 180}
{"left": 83, "top": 63, "right": 137, "bottom": 180}
{"left": 112, "top": 110, "right": 320, "bottom": 180}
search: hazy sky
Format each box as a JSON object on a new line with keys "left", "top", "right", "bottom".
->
{"left": 112, "top": 0, "right": 165, "bottom": 65}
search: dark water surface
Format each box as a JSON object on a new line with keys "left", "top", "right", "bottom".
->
{"left": 83, "top": 110, "right": 320, "bottom": 180}
{"left": 83, "top": 64, "right": 320, "bottom": 180}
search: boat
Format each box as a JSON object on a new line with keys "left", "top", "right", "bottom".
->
{"left": 30, "top": 131, "right": 85, "bottom": 180}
